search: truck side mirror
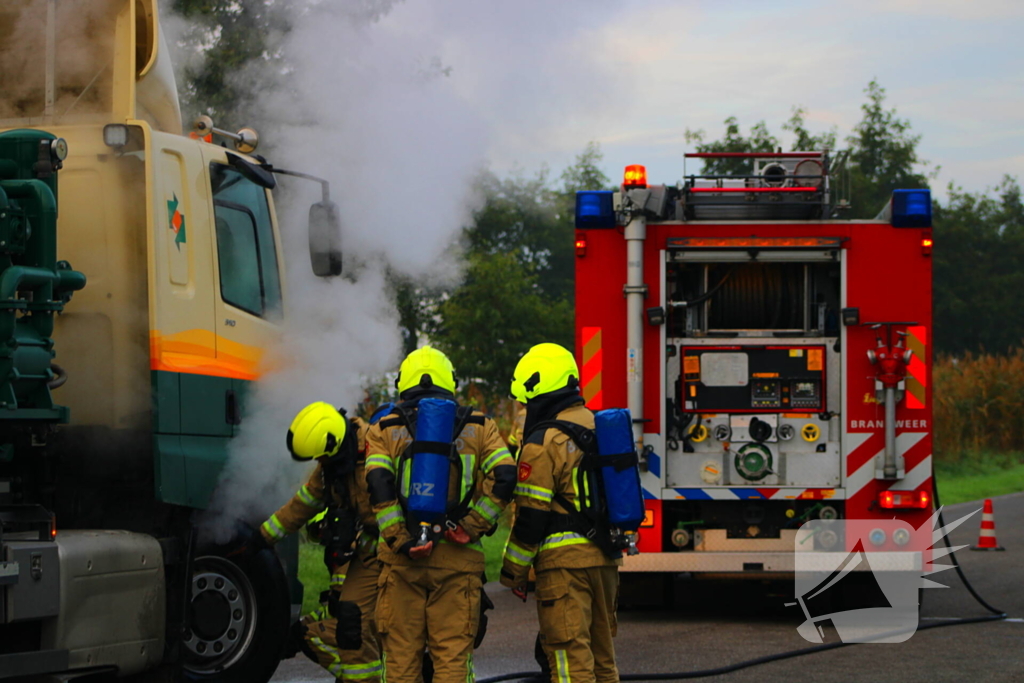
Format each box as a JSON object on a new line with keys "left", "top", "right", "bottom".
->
{"left": 309, "top": 201, "right": 342, "bottom": 277}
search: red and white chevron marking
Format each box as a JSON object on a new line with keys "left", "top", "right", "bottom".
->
{"left": 844, "top": 430, "right": 932, "bottom": 516}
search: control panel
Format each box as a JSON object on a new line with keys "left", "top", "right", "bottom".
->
{"left": 680, "top": 345, "right": 826, "bottom": 413}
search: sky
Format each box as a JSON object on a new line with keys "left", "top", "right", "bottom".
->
{"left": 371, "top": 0, "right": 1024, "bottom": 201}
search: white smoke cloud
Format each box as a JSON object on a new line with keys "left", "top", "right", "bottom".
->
{"left": 185, "top": 0, "right": 648, "bottom": 541}
{"left": 194, "top": 0, "right": 491, "bottom": 540}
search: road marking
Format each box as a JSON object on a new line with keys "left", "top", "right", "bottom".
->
{"left": 921, "top": 617, "right": 1023, "bottom": 623}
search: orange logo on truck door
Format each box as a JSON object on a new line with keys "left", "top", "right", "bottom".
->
{"left": 167, "top": 193, "right": 187, "bottom": 249}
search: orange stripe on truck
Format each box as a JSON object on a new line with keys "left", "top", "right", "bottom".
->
{"left": 150, "top": 330, "right": 265, "bottom": 381}
{"left": 581, "top": 326, "right": 603, "bottom": 410}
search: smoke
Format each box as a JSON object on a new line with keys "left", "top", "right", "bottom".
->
{"left": 0, "top": 0, "right": 120, "bottom": 120}
{"left": 195, "top": 0, "right": 490, "bottom": 541}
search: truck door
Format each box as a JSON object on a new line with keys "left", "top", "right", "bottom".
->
{"left": 149, "top": 130, "right": 221, "bottom": 508}
{"left": 201, "top": 148, "right": 285, "bottom": 434}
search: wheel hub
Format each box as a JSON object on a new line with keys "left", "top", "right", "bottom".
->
{"left": 183, "top": 558, "right": 257, "bottom": 673}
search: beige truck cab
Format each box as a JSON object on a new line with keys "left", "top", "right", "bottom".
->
{"left": 0, "top": 1, "right": 341, "bottom": 680}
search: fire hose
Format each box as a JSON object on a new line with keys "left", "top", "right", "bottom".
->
{"left": 478, "top": 472, "right": 1008, "bottom": 683}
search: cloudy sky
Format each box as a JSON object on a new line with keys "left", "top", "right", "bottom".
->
{"left": 374, "top": 0, "right": 1023, "bottom": 200}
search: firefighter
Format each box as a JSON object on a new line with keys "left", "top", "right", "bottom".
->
{"left": 257, "top": 402, "right": 383, "bottom": 682}
{"left": 500, "top": 343, "right": 622, "bottom": 683}
{"left": 365, "top": 346, "right": 516, "bottom": 683}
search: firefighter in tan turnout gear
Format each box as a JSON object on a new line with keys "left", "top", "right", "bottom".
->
{"left": 258, "top": 402, "right": 383, "bottom": 682}
{"left": 501, "top": 343, "right": 622, "bottom": 683}
{"left": 365, "top": 346, "right": 517, "bottom": 682}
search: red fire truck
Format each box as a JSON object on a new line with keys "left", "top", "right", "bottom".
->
{"left": 573, "top": 152, "right": 934, "bottom": 579}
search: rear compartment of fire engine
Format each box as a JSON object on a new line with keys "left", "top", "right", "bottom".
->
{"left": 574, "top": 150, "right": 935, "bottom": 578}
{"left": 663, "top": 243, "right": 842, "bottom": 561}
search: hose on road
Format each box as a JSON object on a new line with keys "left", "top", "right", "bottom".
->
{"left": 478, "top": 473, "right": 1008, "bottom": 683}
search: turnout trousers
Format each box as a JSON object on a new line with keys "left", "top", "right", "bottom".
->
{"left": 375, "top": 562, "right": 482, "bottom": 683}
{"left": 535, "top": 566, "right": 619, "bottom": 683}
{"left": 302, "top": 554, "right": 384, "bottom": 681}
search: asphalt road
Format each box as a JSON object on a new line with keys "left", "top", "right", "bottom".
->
{"left": 272, "top": 493, "right": 1024, "bottom": 683}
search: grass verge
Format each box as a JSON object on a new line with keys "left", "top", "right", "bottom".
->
{"left": 934, "top": 451, "right": 1024, "bottom": 505}
{"left": 299, "top": 539, "right": 328, "bottom": 615}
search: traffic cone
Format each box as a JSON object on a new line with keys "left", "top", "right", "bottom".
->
{"left": 971, "top": 498, "right": 1005, "bottom": 551}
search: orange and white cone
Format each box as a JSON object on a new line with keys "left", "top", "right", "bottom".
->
{"left": 971, "top": 498, "right": 1005, "bottom": 551}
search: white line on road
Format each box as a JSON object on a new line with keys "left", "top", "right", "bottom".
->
{"left": 921, "top": 617, "right": 1023, "bottom": 622}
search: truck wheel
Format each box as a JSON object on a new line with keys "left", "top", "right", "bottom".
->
{"left": 182, "top": 547, "right": 290, "bottom": 683}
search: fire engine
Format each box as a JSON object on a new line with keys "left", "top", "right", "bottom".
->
{"left": 574, "top": 152, "right": 934, "bottom": 584}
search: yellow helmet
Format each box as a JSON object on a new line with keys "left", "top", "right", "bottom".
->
{"left": 287, "top": 402, "right": 348, "bottom": 461}
{"left": 510, "top": 379, "right": 527, "bottom": 404}
{"left": 396, "top": 346, "right": 457, "bottom": 395}
{"left": 511, "top": 343, "right": 579, "bottom": 401}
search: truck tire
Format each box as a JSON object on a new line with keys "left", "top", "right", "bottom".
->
{"left": 181, "top": 544, "right": 290, "bottom": 683}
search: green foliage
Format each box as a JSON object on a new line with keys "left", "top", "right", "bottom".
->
{"left": 782, "top": 107, "right": 837, "bottom": 152}
{"left": 560, "top": 141, "right": 611, "bottom": 195}
{"left": 845, "top": 80, "right": 931, "bottom": 218}
{"left": 169, "top": 0, "right": 297, "bottom": 130}
{"left": 933, "top": 179, "right": 1024, "bottom": 354}
{"left": 428, "top": 251, "right": 573, "bottom": 401}
{"left": 414, "top": 143, "right": 609, "bottom": 402}
{"left": 684, "top": 117, "right": 779, "bottom": 176}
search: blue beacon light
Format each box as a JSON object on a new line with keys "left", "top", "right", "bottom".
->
{"left": 575, "top": 191, "right": 616, "bottom": 229}
{"left": 891, "top": 189, "right": 932, "bottom": 228}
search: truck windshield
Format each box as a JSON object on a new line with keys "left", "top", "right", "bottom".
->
{"left": 0, "top": 0, "right": 118, "bottom": 123}
{"left": 211, "top": 164, "right": 282, "bottom": 319}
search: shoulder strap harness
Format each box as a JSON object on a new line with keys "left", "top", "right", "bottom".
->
{"left": 524, "top": 419, "right": 622, "bottom": 559}
{"left": 380, "top": 403, "right": 486, "bottom": 527}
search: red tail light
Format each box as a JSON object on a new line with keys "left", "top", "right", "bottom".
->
{"left": 879, "top": 489, "right": 930, "bottom": 509}
{"left": 575, "top": 234, "right": 587, "bottom": 257}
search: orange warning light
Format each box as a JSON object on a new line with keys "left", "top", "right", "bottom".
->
{"left": 623, "top": 164, "right": 647, "bottom": 189}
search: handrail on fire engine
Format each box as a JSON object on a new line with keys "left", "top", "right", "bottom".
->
{"left": 684, "top": 152, "right": 823, "bottom": 158}
{"left": 688, "top": 187, "right": 819, "bottom": 193}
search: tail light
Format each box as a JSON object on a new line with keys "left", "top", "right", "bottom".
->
{"left": 575, "top": 234, "right": 587, "bottom": 257}
{"left": 878, "top": 489, "right": 930, "bottom": 509}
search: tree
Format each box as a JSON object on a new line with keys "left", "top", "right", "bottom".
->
{"left": 933, "top": 176, "right": 1024, "bottom": 354}
{"left": 846, "top": 80, "right": 930, "bottom": 218}
{"left": 783, "top": 107, "right": 837, "bottom": 152}
{"left": 684, "top": 117, "right": 779, "bottom": 176}
{"left": 560, "top": 141, "right": 611, "bottom": 195}
{"left": 169, "top": 0, "right": 298, "bottom": 130}
{"left": 428, "top": 252, "right": 573, "bottom": 401}
{"left": 420, "top": 143, "right": 609, "bottom": 401}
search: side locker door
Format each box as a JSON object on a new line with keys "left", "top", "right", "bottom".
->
{"left": 149, "top": 131, "right": 220, "bottom": 507}
{"left": 201, "top": 148, "right": 285, "bottom": 435}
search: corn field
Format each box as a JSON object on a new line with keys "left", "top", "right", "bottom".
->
{"left": 934, "top": 350, "right": 1024, "bottom": 461}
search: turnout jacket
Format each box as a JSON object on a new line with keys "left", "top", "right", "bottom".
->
{"left": 502, "top": 403, "right": 621, "bottom": 584}
{"left": 261, "top": 418, "right": 378, "bottom": 579}
{"left": 364, "top": 402, "right": 516, "bottom": 573}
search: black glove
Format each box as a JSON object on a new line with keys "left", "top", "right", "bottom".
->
{"left": 226, "top": 528, "right": 270, "bottom": 558}
{"left": 474, "top": 584, "right": 495, "bottom": 649}
{"left": 329, "top": 595, "right": 363, "bottom": 650}
{"left": 324, "top": 545, "right": 355, "bottom": 571}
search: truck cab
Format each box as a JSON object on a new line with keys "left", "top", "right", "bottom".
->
{"left": 0, "top": 1, "right": 340, "bottom": 679}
